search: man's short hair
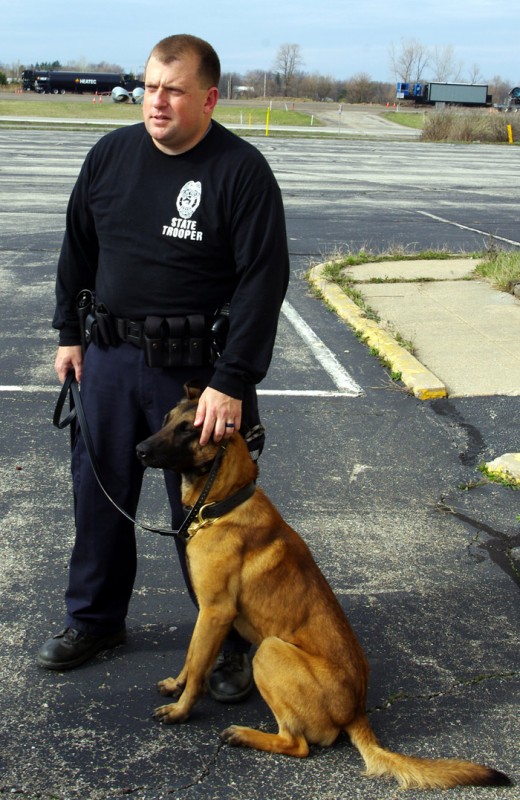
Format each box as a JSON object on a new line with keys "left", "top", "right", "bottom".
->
{"left": 148, "top": 34, "right": 221, "bottom": 88}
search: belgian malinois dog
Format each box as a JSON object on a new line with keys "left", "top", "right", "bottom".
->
{"left": 136, "top": 386, "right": 510, "bottom": 791}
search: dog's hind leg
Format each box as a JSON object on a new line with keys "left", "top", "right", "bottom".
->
{"left": 220, "top": 636, "right": 341, "bottom": 757}
{"left": 221, "top": 723, "right": 310, "bottom": 757}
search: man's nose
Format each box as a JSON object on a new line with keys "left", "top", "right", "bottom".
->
{"left": 152, "top": 87, "right": 168, "bottom": 106}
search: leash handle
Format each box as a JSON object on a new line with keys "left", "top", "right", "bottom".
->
{"left": 52, "top": 369, "right": 77, "bottom": 429}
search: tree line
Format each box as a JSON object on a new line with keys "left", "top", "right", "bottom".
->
{"left": 1, "top": 39, "right": 517, "bottom": 105}
{"left": 220, "top": 41, "right": 516, "bottom": 106}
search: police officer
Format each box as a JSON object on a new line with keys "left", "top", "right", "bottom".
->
{"left": 37, "top": 34, "right": 289, "bottom": 703}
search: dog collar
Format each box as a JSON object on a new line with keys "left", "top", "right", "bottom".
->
{"left": 185, "top": 481, "right": 256, "bottom": 538}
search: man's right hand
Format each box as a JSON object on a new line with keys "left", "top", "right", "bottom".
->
{"left": 55, "top": 345, "right": 83, "bottom": 384}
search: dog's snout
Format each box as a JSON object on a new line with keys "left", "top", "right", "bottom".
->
{"left": 136, "top": 441, "right": 151, "bottom": 462}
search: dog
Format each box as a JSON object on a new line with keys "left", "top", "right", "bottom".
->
{"left": 136, "top": 385, "right": 510, "bottom": 791}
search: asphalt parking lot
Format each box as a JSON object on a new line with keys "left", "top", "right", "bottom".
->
{"left": 0, "top": 124, "right": 518, "bottom": 799}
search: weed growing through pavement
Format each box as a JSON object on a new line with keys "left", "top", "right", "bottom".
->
{"left": 478, "top": 463, "right": 520, "bottom": 489}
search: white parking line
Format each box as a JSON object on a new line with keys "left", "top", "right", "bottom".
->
{"left": 281, "top": 301, "right": 363, "bottom": 396}
{"left": 415, "top": 210, "right": 520, "bottom": 248}
{"left": 0, "top": 385, "right": 355, "bottom": 397}
{"left": 0, "top": 385, "right": 57, "bottom": 392}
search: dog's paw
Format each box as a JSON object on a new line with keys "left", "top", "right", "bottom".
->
{"left": 153, "top": 702, "right": 189, "bottom": 724}
{"left": 220, "top": 725, "right": 245, "bottom": 747}
{"left": 157, "top": 677, "right": 184, "bottom": 697}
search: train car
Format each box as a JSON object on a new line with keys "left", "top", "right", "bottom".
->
{"left": 30, "top": 70, "right": 142, "bottom": 95}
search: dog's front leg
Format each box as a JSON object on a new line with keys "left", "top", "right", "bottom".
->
{"left": 155, "top": 622, "right": 202, "bottom": 699}
{"left": 154, "top": 605, "right": 235, "bottom": 724}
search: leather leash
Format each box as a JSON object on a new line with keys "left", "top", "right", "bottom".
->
{"left": 52, "top": 370, "right": 254, "bottom": 541}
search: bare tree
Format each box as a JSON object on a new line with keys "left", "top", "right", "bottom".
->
{"left": 430, "top": 45, "right": 463, "bottom": 82}
{"left": 274, "top": 43, "right": 304, "bottom": 96}
{"left": 299, "top": 72, "right": 337, "bottom": 101}
{"left": 345, "top": 72, "right": 374, "bottom": 103}
{"left": 467, "top": 63, "right": 484, "bottom": 84}
{"left": 389, "top": 38, "right": 429, "bottom": 83}
{"left": 488, "top": 75, "right": 513, "bottom": 104}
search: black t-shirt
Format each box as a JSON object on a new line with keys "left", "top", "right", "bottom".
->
{"left": 54, "top": 121, "right": 289, "bottom": 397}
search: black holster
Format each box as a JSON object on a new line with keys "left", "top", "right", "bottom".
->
{"left": 76, "top": 289, "right": 95, "bottom": 354}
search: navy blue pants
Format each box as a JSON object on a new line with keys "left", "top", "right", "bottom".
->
{"left": 65, "top": 341, "right": 260, "bottom": 653}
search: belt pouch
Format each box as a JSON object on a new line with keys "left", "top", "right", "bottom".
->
{"left": 84, "top": 312, "right": 99, "bottom": 347}
{"left": 165, "top": 318, "right": 186, "bottom": 367}
{"left": 95, "top": 305, "right": 118, "bottom": 346}
{"left": 144, "top": 316, "right": 166, "bottom": 366}
{"left": 186, "top": 315, "right": 206, "bottom": 366}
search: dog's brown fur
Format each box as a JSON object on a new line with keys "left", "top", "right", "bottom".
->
{"left": 136, "top": 386, "right": 510, "bottom": 791}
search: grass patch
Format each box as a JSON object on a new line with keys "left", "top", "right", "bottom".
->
{"left": 383, "top": 111, "right": 424, "bottom": 129}
{"left": 421, "top": 109, "right": 520, "bottom": 143}
{"left": 0, "top": 99, "right": 319, "bottom": 127}
{"left": 0, "top": 99, "right": 144, "bottom": 120}
{"left": 216, "top": 106, "right": 321, "bottom": 127}
{"left": 473, "top": 248, "right": 520, "bottom": 291}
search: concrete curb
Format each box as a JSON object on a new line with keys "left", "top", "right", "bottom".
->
{"left": 308, "top": 263, "right": 447, "bottom": 400}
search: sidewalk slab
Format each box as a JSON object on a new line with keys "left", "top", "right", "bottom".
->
{"left": 343, "top": 257, "right": 479, "bottom": 282}
{"left": 358, "top": 279, "right": 520, "bottom": 397}
{"left": 309, "top": 263, "right": 447, "bottom": 400}
{"left": 310, "top": 259, "right": 520, "bottom": 398}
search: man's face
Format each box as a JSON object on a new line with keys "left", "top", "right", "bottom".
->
{"left": 143, "top": 53, "right": 218, "bottom": 156}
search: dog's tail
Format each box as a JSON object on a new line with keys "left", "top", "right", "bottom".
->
{"left": 345, "top": 715, "right": 511, "bottom": 790}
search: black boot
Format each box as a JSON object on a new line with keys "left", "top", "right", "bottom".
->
{"left": 208, "top": 651, "right": 254, "bottom": 703}
{"left": 37, "top": 626, "right": 126, "bottom": 670}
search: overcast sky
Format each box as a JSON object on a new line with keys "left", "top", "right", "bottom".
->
{"left": 2, "top": 0, "right": 519, "bottom": 84}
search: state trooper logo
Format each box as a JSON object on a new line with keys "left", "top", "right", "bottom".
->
{"left": 176, "top": 180, "right": 202, "bottom": 219}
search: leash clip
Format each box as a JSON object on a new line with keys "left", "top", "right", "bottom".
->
{"left": 188, "top": 502, "right": 219, "bottom": 537}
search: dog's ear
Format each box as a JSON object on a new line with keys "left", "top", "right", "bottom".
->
{"left": 183, "top": 381, "right": 202, "bottom": 401}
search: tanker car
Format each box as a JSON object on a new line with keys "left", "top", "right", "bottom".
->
{"left": 22, "top": 69, "right": 143, "bottom": 95}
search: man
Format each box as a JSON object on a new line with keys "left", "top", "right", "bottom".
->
{"left": 38, "top": 34, "right": 289, "bottom": 703}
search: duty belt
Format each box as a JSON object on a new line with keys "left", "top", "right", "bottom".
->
{"left": 115, "top": 314, "right": 211, "bottom": 367}
{"left": 77, "top": 289, "right": 230, "bottom": 368}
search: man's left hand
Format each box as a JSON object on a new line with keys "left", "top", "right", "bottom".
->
{"left": 194, "top": 387, "right": 242, "bottom": 446}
